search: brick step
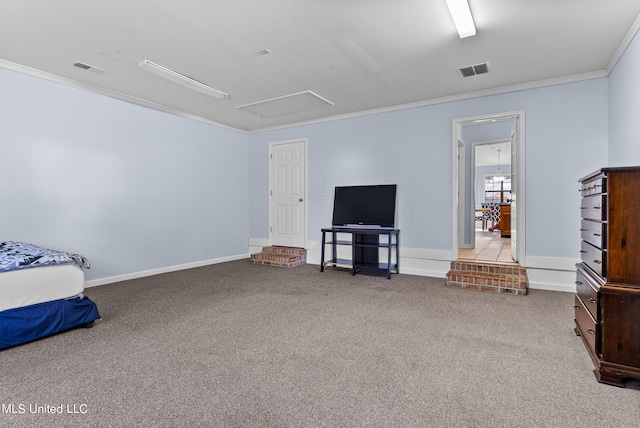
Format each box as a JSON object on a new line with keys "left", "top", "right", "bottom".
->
{"left": 259, "top": 246, "right": 307, "bottom": 256}
{"left": 251, "top": 246, "right": 307, "bottom": 268}
{"left": 446, "top": 261, "right": 528, "bottom": 295}
{"left": 449, "top": 260, "right": 527, "bottom": 276}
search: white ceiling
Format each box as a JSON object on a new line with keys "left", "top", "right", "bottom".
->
{"left": 475, "top": 141, "right": 511, "bottom": 167}
{"left": 1, "top": 1, "right": 639, "bottom": 132}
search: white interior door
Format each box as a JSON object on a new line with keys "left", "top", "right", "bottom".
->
{"left": 270, "top": 140, "right": 306, "bottom": 248}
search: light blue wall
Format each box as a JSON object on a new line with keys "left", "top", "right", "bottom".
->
{"left": 1, "top": 68, "right": 250, "bottom": 281}
{"left": 250, "top": 78, "right": 609, "bottom": 260}
{"left": 609, "top": 30, "right": 640, "bottom": 165}
{"left": 250, "top": 107, "right": 456, "bottom": 251}
{"left": 463, "top": 120, "right": 514, "bottom": 143}
{"left": 3, "top": 41, "right": 625, "bottom": 282}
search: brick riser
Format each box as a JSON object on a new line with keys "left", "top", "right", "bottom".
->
{"left": 251, "top": 246, "right": 307, "bottom": 268}
{"left": 446, "top": 261, "right": 528, "bottom": 295}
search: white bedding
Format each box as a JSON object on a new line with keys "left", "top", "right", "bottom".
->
{"left": 0, "top": 264, "right": 85, "bottom": 312}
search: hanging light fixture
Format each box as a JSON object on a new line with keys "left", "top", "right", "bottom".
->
{"left": 493, "top": 148, "right": 506, "bottom": 182}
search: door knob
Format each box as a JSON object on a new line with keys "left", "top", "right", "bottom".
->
{"left": 299, "top": 198, "right": 304, "bottom": 202}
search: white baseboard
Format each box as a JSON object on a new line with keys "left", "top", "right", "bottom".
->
{"left": 525, "top": 269, "right": 576, "bottom": 293}
{"left": 87, "top": 239, "right": 578, "bottom": 294}
{"left": 84, "top": 253, "right": 251, "bottom": 288}
{"left": 249, "top": 238, "right": 270, "bottom": 255}
{"left": 304, "top": 240, "right": 577, "bottom": 293}
{"left": 524, "top": 256, "right": 581, "bottom": 272}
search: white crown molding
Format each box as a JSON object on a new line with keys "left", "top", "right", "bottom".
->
{"left": 0, "top": 59, "right": 240, "bottom": 133}
{"left": 607, "top": 13, "right": 640, "bottom": 72}
{"left": 0, "top": 57, "right": 612, "bottom": 136}
{"left": 250, "top": 70, "right": 608, "bottom": 133}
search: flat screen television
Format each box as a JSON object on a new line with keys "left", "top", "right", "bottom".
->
{"left": 331, "top": 184, "right": 397, "bottom": 228}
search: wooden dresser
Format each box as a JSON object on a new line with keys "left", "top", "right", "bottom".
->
{"left": 575, "top": 167, "right": 640, "bottom": 387}
{"left": 499, "top": 204, "right": 511, "bottom": 238}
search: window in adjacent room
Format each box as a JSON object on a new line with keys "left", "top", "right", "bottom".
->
{"left": 484, "top": 175, "right": 511, "bottom": 203}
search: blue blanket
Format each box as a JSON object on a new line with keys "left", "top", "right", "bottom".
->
{"left": 0, "top": 296, "right": 101, "bottom": 350}
{"left": 0, "top": 241, "right": 90, "bottom": 273}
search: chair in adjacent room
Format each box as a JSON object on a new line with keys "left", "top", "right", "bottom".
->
{"left": 475, "top": 203, "right": 491, "bottom": 231}
{"left": 487, "top": 203, "right": 501, "bottom": 231}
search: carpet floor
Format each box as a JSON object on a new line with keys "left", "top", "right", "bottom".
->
{"left": 1, "top": 260, "right": 639, "bottom": 427}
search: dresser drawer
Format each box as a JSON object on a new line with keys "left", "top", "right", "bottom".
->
{"left": 580, "top": 195, "right": 606, "bottom": 221}
{"left": 600, "top": 286, "right": 640, "bottom": 367}
{"left": 575, "top": 294, "right": 598, "bottom": 355}
{"left": 576, "top": 268, "right": 598, "bottom": 319}
{"left": 580, "top": 177, "right": 605, "bottom": 196}
{"left": 580, "top": 219, "right": 606, "bottom": 249}
{"left": 581, "top": 240, "right": 606, "bottom": 278}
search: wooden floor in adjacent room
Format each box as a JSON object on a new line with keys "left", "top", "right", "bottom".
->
{"left": 459, "top": 230, "right": 515, "bottom": 263}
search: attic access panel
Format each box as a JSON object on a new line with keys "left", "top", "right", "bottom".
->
{"left": 236, "top": 90, "right": 334, "bottom": 118}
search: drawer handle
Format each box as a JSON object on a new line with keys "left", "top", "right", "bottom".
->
{"left": 593, "top": 259, "right": 602, "bottom": 264}
{"left": 587, "top": 328, "right": 595, "bottom": 335}
{"left": 579, "top": 228, "right": 587, "bottom": 232}
{"left": 575, "top": 281, "right": 583, "bottom": 285}
{"left": 588, "top": 298, "right": 596, "bottom": 303}
{"left": 579, "top": 250, "right": 587, "bottom": 254}
{"left": 593, "top": 233, "right": 601, "bottom": 237}
{"left": 573, "top": 305, "right": 580, "bottom": 310}
{"left": 579, "top": 206, "right": 587, "bottom": 210}
{"left": 594, "top": 206, "right": 601, "bottom": 210}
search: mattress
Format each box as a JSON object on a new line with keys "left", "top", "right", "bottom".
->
{"left": 0, "top": 264, "right": 85, "bottom": 312}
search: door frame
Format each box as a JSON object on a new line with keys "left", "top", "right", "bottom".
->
{"left": 268, "top": 138, "right": 308, "bottom": 248}
{"left": 469, "top": 138, "right": 512, "bottom": 249}
{"left": 451, "top": 110, "right": 526, "bottom": 265}
{"left": 457, "top": 140, "right": 466, "bottom": 248}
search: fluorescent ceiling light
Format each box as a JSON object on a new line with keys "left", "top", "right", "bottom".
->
{"left": 445, "top": 0, "right": 476, "bottom": 38}
{"left": 138, "top": 59, "right": 228, "bottom": 99}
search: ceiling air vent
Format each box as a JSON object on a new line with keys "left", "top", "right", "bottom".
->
{"left": 73, "top": 61, "right": 107, "bottom": 74}
{"left": 457, "top": 62, "right": 489, "bottom": 78}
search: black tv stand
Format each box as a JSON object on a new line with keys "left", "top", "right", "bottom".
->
{"left": 320, "top": 227, "right": 400, "bottom": 279}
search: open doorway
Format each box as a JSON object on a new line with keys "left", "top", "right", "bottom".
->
{"left": 451, "top": 111, "right": 526, "bottom": 266}
{"left": 464, "top": 140, "right": 512, "bottom": 262}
